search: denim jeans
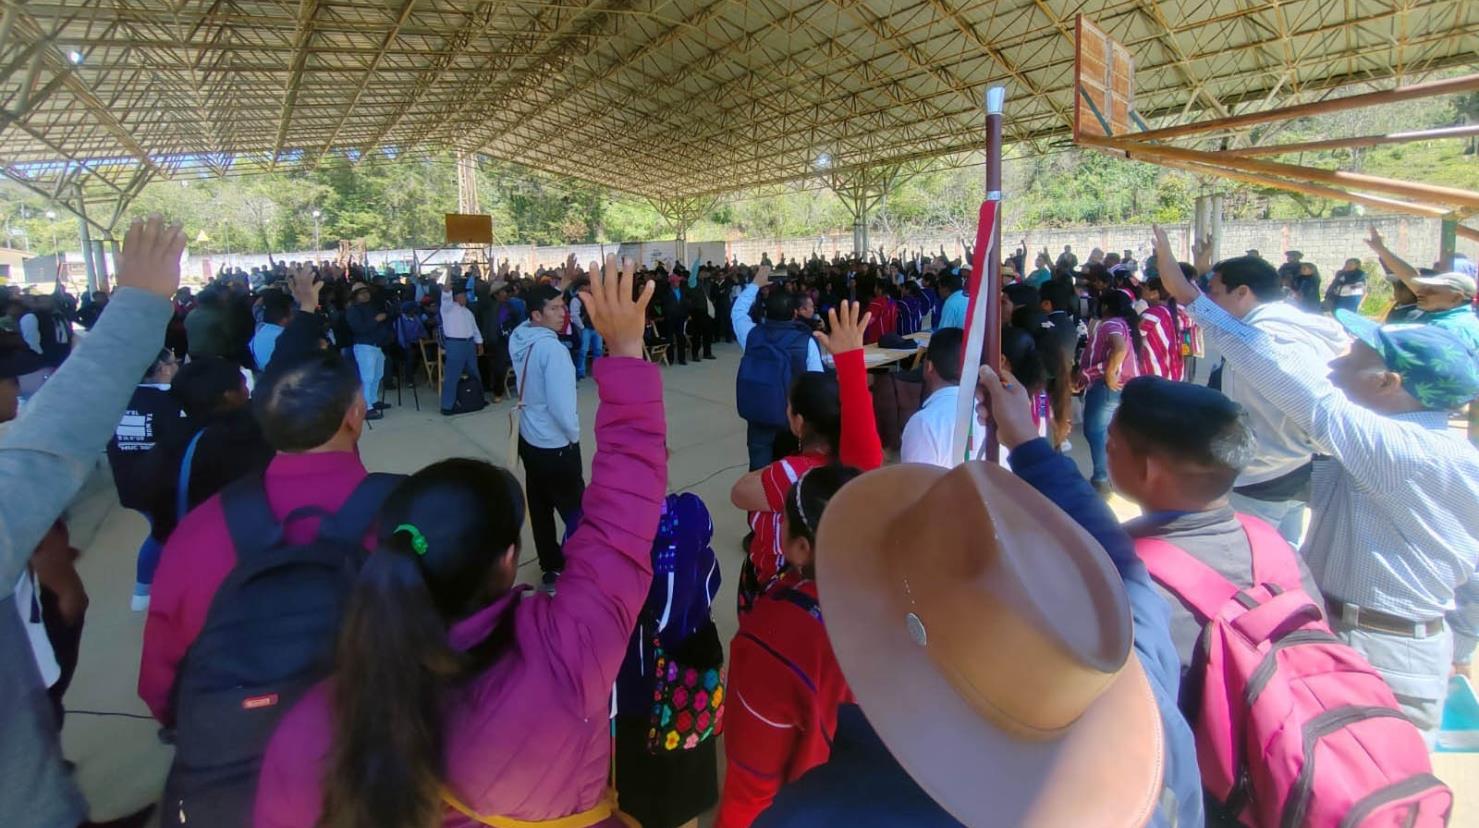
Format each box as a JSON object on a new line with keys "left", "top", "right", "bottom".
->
{"left": 1227, "top": 492, "right": 1307, "bottom": 546}
{"left": 1082, "top": 380, "right": 1121, "bottom": 484}
{"left": 577, "top": 327, "right": 604, "bottom": 378}
{"left": 441, "top": 338, "right": 479, "bottom": 410}
{"left": 747, "top": 422, "right": 779, "bottom": 471}
{"left": 134, "top": 513, "right": 162, "bottom": 597}
{"left": 352, "top": 343, "right": 385, "bottom": 406}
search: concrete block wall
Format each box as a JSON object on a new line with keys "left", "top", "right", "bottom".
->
{"left": 184, "top": 215, "right": 1474, "bottom": 281}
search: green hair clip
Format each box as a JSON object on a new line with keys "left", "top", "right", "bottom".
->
{"left": 394, "top": 523, "right": 429, "bottom": 556}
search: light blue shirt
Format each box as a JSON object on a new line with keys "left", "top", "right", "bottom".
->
{"left": 250, "top": 322, "right": 285, "bottom": 370}
{"left": 936, "top": 290, "right": 968, "bottom": 330}
{"left": 1189, "top": 295, "right": 1479, "bottom": 646}
{"left": 730, "top": 284, "right": 823, "bottom": 372}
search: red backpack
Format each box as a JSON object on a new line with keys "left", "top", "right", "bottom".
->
{"left": 1136, "top": 514, "right": 1451, "bottom": 827}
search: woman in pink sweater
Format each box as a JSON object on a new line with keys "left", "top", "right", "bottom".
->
{"left": 254, "top": 258, "right": 662, "bottom": 828}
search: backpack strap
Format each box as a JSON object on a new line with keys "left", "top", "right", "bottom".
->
{"left": 1236, "top": 513, "right": 1305, "bottom": 593}
{"left": 316, "top": 472, "right": 405, "bottom": 548}
{"left": 769, "top": 585, "right": 823, "bottom": 623}
{"left": 1133, "top": 536, "right": 1240, "bottom": 622}
{"left": 220, "top": 474, "right": 283, "bottom": 561}
{"left": 175, "top": 428, "right": 207, "bottom": 523}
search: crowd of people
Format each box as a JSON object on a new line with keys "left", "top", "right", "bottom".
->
{"left": 1, "top": 213, "right": 1477, "bottom": 828}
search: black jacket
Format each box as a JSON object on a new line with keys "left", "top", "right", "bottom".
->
{"left": 139, "top": 407, "right": 274, "bottom": 541}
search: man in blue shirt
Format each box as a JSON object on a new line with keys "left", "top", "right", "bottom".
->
{"left": 249, "top": 290, "right": 294, "bottom": 372}
{"left": 935, "top": 273, "right": 967, "bottom": 330}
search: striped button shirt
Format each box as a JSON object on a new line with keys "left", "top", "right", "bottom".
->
{"left": 1189, "top": 295, "right": 1479, "bottom": 631}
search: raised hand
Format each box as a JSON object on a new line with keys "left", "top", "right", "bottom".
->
{"left": 753, "top": 264, "right": 772, "bottom": 288}
{"left": 813, "top": 300, "right": 872, "bottom": 356}
{"left": 976, "top": 365, "right": 1037, "bottom": 450}
{"left": 1365, "top": 225, "right": 1385, "bottom": 251}
{"left": 288, "top": 267, "right": 319, "bottom": 310}
{"left": 1152, "top": 225, "right": 1199, "bottom": 305}
{"left": 115, "top": 215, "right": 186, "bottom": 299}
{"left": 582, "top": 254, "right": 652, "bottom": 359}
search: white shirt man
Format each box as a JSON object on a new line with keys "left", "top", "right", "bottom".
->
{"left": 900, "top": 328, "right": 965, "bottom": 468}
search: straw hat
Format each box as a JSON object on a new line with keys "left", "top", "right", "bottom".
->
{"left": 815, "top": 461, "right": 1163, "bottom": 827}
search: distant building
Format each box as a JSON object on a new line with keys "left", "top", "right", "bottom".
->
{"left": 0, "top": 247, "right": 34, "bottom": 286}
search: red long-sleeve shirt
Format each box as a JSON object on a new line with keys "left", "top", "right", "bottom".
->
{"left": 716, "top": 571, "right": 851, "bottom": 828}
{"left": 743, "top": 349, "right": 882, "bottom": 595}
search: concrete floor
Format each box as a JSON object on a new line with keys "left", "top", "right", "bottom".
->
{"left": 55, "top": 340, "right": 1476, "bottom": 823}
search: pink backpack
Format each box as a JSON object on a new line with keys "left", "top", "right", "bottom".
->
{"left": 1136, "top": 514, "right": 1451, "bottom": 827}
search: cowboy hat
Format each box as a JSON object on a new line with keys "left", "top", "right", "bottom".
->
{"left": 816, "top": 461, "right": 1163, "bottom": 827}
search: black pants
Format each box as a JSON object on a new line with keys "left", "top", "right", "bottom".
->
{"left": 518, "top": 438, "right": 585, "bottom": 574}
{"left": 689, "top": 315, "right": 715, "bottom": 358}
{"left": 665, "top": 317, "right": 688, "bottom": 364}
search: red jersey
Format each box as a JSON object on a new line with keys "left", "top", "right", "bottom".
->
{"left": 1139, "top": 304, "right": 1193, "bottom": 381}
{"left": 863, "top": 296, "right": 898, "bottom": 345}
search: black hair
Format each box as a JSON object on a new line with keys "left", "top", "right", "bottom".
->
{"left": 170, "top": 356, "right": 245, "bottom": 418}
{"left": 527, "top": 284, "right": 563, "bottom": 316}
{"left": 1143, "top": 277, "right": 1182, "bottom": 353}
{"left": 252, "top": 351, "right": 362, "bottom": 452}
{"left": 321, "top": 459, "right": 524, "bottom": 828}
{"left": 789, "top": 371, "right": 841, "bottom": 453}
{"left": 939, "top": 273, "right": 963, "bottom": 294}
{"left": 764, "top": 289, "right": 798, "bottom": 322}
{"left": 260, "top": 289, "right": 294, "bottom": 325}
{"left": 1114, "top": 376, "right": 1254, "bottom": 503}
{"left": 1003, "top": 282, "right": 1040, "bottom": 311}
{"left": 1001, "top": 324, "right": 1044, "bottom": 393}
{"left": 1212, "top": 256, "right": 1282, "bottom": 302}
{"left": 1097, "top": 289, "right": 1146, "bottom": 360}
{"left": 1039, "top": 280, "right": 1074, "bottom": 313}
{"left": 926, "top": 326, "right": 964, "bottom": 384}
{"left": 783, "top": 464, "right": 863, "bottom": 568}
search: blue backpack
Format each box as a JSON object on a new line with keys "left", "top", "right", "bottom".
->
{"left": 163, "top": 472, "right": 402, "bottom": 827}
{"left": 736, "top": 322, "right": 812, "bottom": 428}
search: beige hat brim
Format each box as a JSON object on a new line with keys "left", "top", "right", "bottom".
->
{"left": 816, "top": 462, "right": 1165, "bottom": 828}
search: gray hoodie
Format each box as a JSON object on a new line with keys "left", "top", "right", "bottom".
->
{"left": 509, "top": 321, "right": 579, "bottom": 448}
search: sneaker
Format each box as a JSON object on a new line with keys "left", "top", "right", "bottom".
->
{"left": 539, "top": 570, "right": 561, "bottom": 596}
{"left": 130, "top": 593, "right": 150, "bottom": 613}
{"left": 365, "top": 409, "right": 384, "bottom": 421}
{"left": 373, "top": 401, "right": 391, "bottom": 410}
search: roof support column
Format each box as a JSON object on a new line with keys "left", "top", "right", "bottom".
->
{"left": 828, "top": 166, "right": 898, "bottom": 257}
{"left": 650, "top": 196, "right": 716, "bottom": 263}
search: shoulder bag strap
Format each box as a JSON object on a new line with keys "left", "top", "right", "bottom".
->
{"left": 508, "top": 348, "right": 536, "bottom": 467}
{"left": 1235, "top": 513, "right": 1305, "bottom": 592}
{"left": 1133, "top": 536, "right": 1241, "bottom": 622}
{"left": 175, "top": 429, "right": 207, "bottom": 523}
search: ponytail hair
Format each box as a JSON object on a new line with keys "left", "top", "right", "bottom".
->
{"left": 783, "top": 464, "right": 863, "bottom": 574}
{"left": 320, "top": 459, "right": 525, "bottom": 828}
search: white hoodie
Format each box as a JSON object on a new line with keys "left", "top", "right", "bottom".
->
{"left": 508, "top": 322, "right": 579, "bottom": 448}
{"left": 1222, "top": 300, "right": 1349, "bottom": 486}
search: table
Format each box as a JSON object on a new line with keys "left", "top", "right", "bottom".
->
{"left": 861, "top": 330, "right": 931, "bottom": 369}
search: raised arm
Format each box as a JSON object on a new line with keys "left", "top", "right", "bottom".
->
{"left": 1364, "top": 225, "right": 1419, "bottom": 285}
{"left": 526, "top": 256, "right": 663, "bottom": 714}
{"left": 814, "top": 301, "right": 882, "bottom": 471}
{"left": 731, "top": 265, "right": 770, "bottom": 350}
{"left": 0, "top": 217, "right": 183, "bottom": 588}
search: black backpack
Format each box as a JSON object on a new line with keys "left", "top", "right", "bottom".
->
{"left": 162, "top": 472, "right": 402, "bottom": 827}
{"left": 736, "top": 322, "right": 812, "bottom": 428}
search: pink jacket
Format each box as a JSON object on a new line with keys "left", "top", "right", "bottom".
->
{"left": 253, "top": 357, "right": 667, "bottom": 827}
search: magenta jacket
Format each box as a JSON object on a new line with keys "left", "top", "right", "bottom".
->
{"left": 254, "top": 357, "right": 666, "bottom": 827}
